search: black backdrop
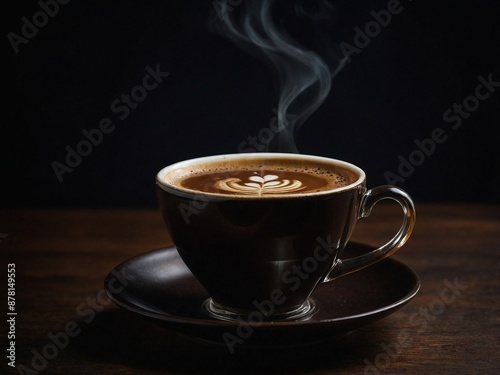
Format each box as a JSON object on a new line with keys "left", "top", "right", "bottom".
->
{"left": 2, "top": 0, "right": 499, "bottom": 208}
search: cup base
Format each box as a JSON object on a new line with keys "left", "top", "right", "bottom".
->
{"left": 202, "top": 298, "right": 318, "bottom": 322}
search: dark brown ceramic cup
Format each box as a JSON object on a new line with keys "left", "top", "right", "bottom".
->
{"left": 156, "top": 153, "right": 416, "bottom": 321}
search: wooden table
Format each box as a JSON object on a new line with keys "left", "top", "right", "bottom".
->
{"left": 1, "top": 204, "right": 498, "bottom": 374}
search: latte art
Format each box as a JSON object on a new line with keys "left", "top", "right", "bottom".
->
{"left": 162, "top": 157, "right": 358, "bottom": 197}
{"left": 215, "top": 174, "right": 305, "bottom": 195}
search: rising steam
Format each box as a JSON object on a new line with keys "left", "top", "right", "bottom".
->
{"left": 211, "top": 0, "right": 347, "bottom": 152}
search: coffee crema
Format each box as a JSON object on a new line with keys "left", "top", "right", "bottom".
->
{"left": 164, "top": 159, "right": 357, "bottom": 197}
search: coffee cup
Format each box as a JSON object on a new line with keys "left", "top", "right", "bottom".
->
{"left": 156, "top": 153, "right": 416, "bottom": 321}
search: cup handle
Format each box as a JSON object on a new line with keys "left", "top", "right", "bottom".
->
{"left": 324, "top": 185, "right": 416, "bottom": 282}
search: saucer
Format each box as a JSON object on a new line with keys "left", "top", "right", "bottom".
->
{"left": 105, "top": 242, "right": 419, "bottom": 349}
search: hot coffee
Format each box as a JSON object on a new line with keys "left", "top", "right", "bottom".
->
{"left": 156, "top": 153, "right": 416, "bottom": 321}
{"left": 162, "top": 158, "right": 357, "bottom": 197}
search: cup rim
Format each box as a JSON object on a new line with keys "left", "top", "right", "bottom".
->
{"left": 156, "top": 153, "right": 366, "bottom": 199}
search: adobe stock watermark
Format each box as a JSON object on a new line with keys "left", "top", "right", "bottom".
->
{"left": 51, "top": 63, "right": 169, "bottom": 183}
{"left": 212, "top": 0, "right": 243, "bottom": 21}
{"left": 15, "top": 268, "right": 135, "bottom": 375}
{"left": 339, "top": 0, "right": 405, "bottom": 63}
{"left": 7, "top": 0, "right": 71, "bottom": 54}
{"left": 222, "top": 235, "right": 339, "bottom": 353}
{"left": 384, "top": 73, "right": 499, "bottom": 185}
{"left": 177, "top": 107, "right": 297, "bottom": 225}
{"left": 237, "top": 108, "right": 298, "bottom": 153}
{"left": 363, "top": 277, "right": 468, "bottom": 374}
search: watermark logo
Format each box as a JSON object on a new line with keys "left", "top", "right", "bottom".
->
{"left": 363, "top": 277, "right": 468, "bottom": 374}
{"left": 340, "top": 0, "right": 405, "bottom": 63}
{"left": 15, "top": 268, "right": 135, "bottom": 374}
{"left": 237, "top": 108, "right": 297, "bottom": 152}
{"left": 51, "top": 63, "right": 169, "bottom": 183}
{"left": 7, "top": 0, "right": 71, "bottom": 54}
{"left": 384, "top": 73, "right": 499, "bottom": 185}
{"left": 222, "top": 235, "right": 338, "bottom": 353}
{"left": 177, "top": 106, "right": 298, "bottom": 224}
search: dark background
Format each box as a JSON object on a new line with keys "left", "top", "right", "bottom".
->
{"left": 1, "top": 0, "right": 499, "bottom": 208}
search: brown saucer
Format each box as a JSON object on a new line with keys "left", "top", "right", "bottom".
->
{"left": 104, "top": 242, "right": 419, "bottom": 350}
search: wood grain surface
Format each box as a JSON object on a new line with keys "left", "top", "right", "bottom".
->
{"left": 0, "top": 204, "right": 498, "bottom": 374}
